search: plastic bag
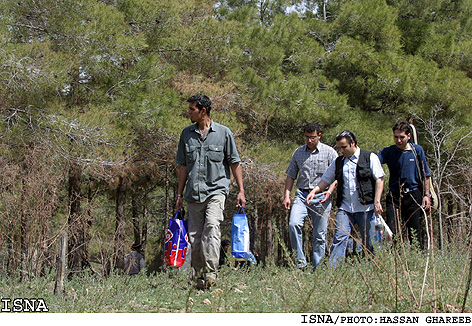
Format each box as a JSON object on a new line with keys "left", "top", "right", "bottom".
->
{"left": 370, "top": 214, "right": 393, "bottom": 245}
{"left": 164, "top": 211, "right": 189, "bottom": 268}
{"left": 231, "top": 207, "right": 250, "bottom": 261}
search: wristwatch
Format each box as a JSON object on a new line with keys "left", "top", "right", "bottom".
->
{"left": 177, "top": 194, "right": 183, "bottom": 198}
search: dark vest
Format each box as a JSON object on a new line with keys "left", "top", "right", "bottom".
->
{"left": 334, "top": 149, "right": 376, "bottom": 208}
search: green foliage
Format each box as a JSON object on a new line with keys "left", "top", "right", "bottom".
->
{"left": 0, "top": 40, "right": 72, "bottom": 108}
{"left": 216, "top": 0, "right": 293, "bottom": 25}
{"left": 333, "top": 0, "right": 402, "bottom": 52}
{"left": 390, "top": 0, "right": 472, "bottom": 75}
{"left": 324, "top": 36, "right": 472, "bottom": 120}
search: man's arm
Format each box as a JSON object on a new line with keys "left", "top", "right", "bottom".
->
{"left": 306, "top": 179, "right": 330, "bottom": 203}
{"left": 175, "top": 164, "right": 188, "bottom": 212}
{"left": 230, "top": 162, "right": 246, "bottom": 208}
{"left": 320, "top": 180, "right": 338, "bottom": 203}
{"left": 374, "top": 177, "right": 384, "bottom": 216}
{"left": 283, "top": 177, "right": 295, "bottom": 210}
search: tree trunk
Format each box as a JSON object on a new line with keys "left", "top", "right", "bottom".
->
{"left": 55, "top": 233, "right": 67, "bottom": 297}
{"left": 114, "top": 176, "right": 126, "bottom": 270}
{"left": 266, "top": 208, "right": 274, "bottom": 265}
{"left": 166, "top": 165, "right": 171, "bottom": 219}
{"left": 67, "top": 161, "right": 85, "bottom": 278}
{"left": 251, "top": 188, "right": 259, "bottom": 256}
{"left": 131, "top": 193, "right": 141, "bottom": 246}
{"left": 141, "top": 205, "right": 148, "bottom": 255}
{"left": 437, "top": 186, "right": 444, "bottom": 250}
{"left": 323, "top": 0, "right": 327, "bottom": 21}
{"left": 20, "top": 178, "right": 28, "bottom": 281}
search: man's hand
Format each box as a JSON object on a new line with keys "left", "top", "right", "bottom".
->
{"left": 306, "top": 190, "right": 317, "bottom": 204}
{"left": 320, "top": 191, "right": 331, "bottom": 204}
{"left": 320, "top": 181, "right": 337, "bottom": 203}
{"left": 423, "top": 195, "right": 431, "bottom": 211}
{"left": 374, "top": 200, "right": 383, "bottom": 216}
{"left": 237, "top": 191, "right": 246, "bottom": 208}
{"left": 283, "top": 195, "right": 291, "bottom": 210}
{"left": 230, "top": 162, "right": 246, "bottom": 208}
{"left": 175, "top": 196, "right": 183, "bottom": 213}
{"left": 283, "top": 177, "right": 294, "bottom": 210}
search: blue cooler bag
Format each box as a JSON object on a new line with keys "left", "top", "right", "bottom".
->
{"left": 231, "top": 207, "right": 250, "bottom": 261}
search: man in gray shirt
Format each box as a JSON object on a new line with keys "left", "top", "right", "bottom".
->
{"left": 176, "top": 94, "right": 246, "bottom": 289}
{"left": 124, "top": 244, "right": 145, "bottom": 276}
{"left": 283, "top": 123, "right": 338, "bottom": 270}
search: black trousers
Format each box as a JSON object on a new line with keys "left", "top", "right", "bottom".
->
{"left": 386, "top": 189, "right": 424, "bottom": 249}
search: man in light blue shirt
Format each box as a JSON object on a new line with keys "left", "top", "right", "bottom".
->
{"left": 307, "top": 130, "right": 384, "bottom": 267}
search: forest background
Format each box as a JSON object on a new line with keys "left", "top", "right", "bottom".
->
{"left": 1, "top": 0, "right": 472, "bottom": 282}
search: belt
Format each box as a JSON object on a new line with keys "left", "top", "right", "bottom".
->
{"left": 401, "top": 187, "right": 418, "bottom": 194}
{"left": 299, "top": 188, "right": 313, "bottom": 192}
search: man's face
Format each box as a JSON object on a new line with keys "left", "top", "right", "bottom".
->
{"left": 336, "top": 138, "right": 356, "bottom": 157}
{"left": 188, "top": 102, "right": 204, "bottom": 123}
{"left": 393, "top": 130, "right": 411, "bottom": 150}
{"left": 304, "top": 131, "right": 320, "bottom": 150}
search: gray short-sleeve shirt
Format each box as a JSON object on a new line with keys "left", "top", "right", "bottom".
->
{"left": 285, "top": 142, "right": 338, "bottom": 190}
{"left": 176, "top": 121, "right": 240, "bottom": 203}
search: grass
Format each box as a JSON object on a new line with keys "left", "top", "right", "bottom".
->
{"left": 0, "top": 242, "right": 470, "bottom": 313}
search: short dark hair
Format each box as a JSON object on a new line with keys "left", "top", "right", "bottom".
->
{"left": 336, "top": 130, "right": 357, "bottom": 146}
{"left": 187, "top": 94, "right": 211, "bottom": 116}
{"left": 131, "top": 243, "right": 141, "bottom": 251}
{"left": 221, "top": 239, "right": 230, "bottom": 247}
{"left": 304, "top": 123, "right": 321, "bottom": 134}
{"left": 392, "top": 121, "right": 411, "bottom": 134}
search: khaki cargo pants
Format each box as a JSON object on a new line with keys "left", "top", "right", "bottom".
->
{"left": 187, "top": 194, "right": 225, "bottom": 282}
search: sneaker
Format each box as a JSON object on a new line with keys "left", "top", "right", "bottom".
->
{"left": 297, "top": 264, "right": 307, "bottom": 272}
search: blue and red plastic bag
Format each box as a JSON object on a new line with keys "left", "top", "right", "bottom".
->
{"left": 164, "top": 211, "right": 188, "bottom": 268}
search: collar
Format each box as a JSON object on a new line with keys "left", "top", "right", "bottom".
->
{"left": 304, "top": 143, "right": 320, "bottom": 153}
{"left": 395, "top": 143, "right": 412, "bottom": 152}
{"left": 191, "top": 120, "right": 214, "bottom": 133}
{"left": 350, "top": 146, "right": 361, "bottom": 160}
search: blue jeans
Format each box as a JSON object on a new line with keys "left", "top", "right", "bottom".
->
{"left": 329, "top": 209, "right": 374, "bottom": 267}
{"left": 288, "top": 189, "right": 331, "bottom": 268}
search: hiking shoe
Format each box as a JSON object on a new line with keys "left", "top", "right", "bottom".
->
{"left": 195, "top": 278, "right": 206, "bottom": 290}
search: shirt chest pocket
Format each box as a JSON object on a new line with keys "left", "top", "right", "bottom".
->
{"left": 207, "top": 144, "right": 224, "bottom": 162}
{"left": 314, "top": 159, "right": 329, "bottom": 174}
{"left": 185, "top": 145, "right": 199, "bottom": 163}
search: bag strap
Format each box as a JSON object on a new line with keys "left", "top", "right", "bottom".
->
{"left": 237, "top": 206, "right": 245, "bottom": 214}
{"left": 174, "top": 209, "right": 184, "bottom": 220}
{"left": 409, "top": 144, "right": 425, "bottom": 187}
